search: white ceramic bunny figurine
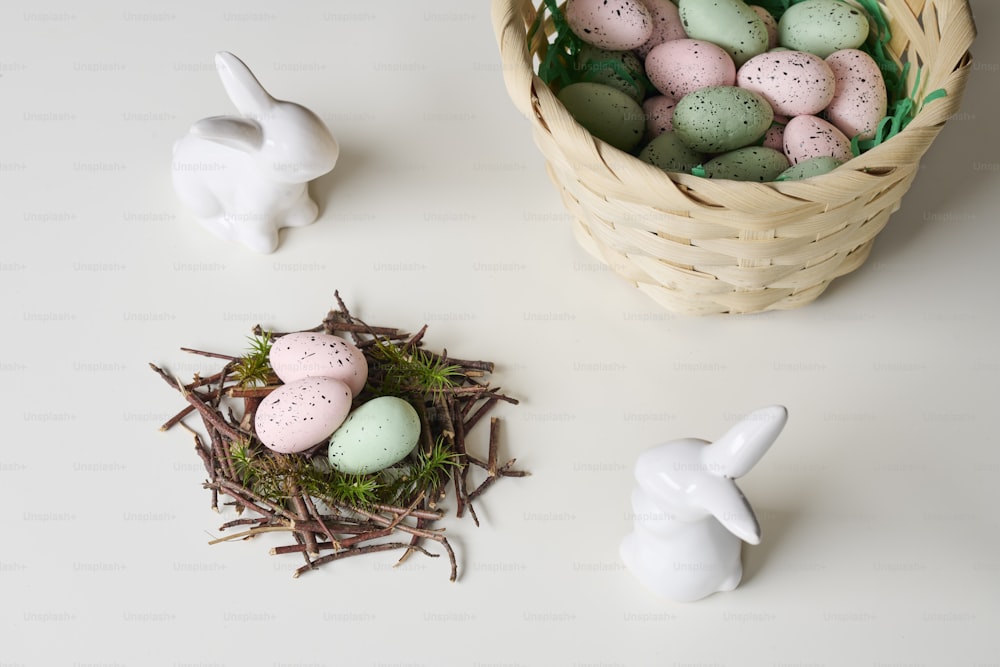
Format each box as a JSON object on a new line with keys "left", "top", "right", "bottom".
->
{"left": 620, "top": 405, "right": 788, "bottom": 602}
{"left": 172, "top": 51, "right": 339, "bottom": 253}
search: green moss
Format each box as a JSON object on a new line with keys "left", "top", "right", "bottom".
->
{"left": 232, "top": 331, "right": 273, "bottom": 388}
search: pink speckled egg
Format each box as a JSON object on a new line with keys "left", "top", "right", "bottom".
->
{"left": 269, "top": 331, "right": 368, "bottom": 396}
{"left": 737, "top": 50, "right": 836, "bottom": 116}
{"left": 254, "top": 377, "right": 353, "bottom": 454}
{"left": 750, "top": 6, "right": 780, "bottom": 49}
{"left": 566, "top": 0, "right": 653, "bottom": 51}
{"left": 645, "top": 39, "right": 736, "bottom": 100}
{"left": 642, "top": 95, "right": 678, "bottom": 139}
{"left": 635, "top": 0, "right": 686, "bottom": 59}
{"left": 824, "top": 49, "right": 888, "bottom": 141}
{"left": 762, "top": 115, "right": 788, "bottom": 151}
{"left": 783, "top": 114, "right": 854, "bottom": 165}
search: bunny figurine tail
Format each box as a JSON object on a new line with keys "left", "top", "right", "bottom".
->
{"left": 620, "top": 406, "right": 788, "bottom": 602}
{"left": 172, "top": 52, "right": 339, "bottom": 253}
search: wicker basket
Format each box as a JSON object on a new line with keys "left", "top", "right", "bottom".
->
{"left": 491, "top": 0, "right": 976, "bottom": 315}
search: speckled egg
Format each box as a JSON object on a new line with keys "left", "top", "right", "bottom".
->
{"left": 678, "top": 0, "right": 769, "bottom": 66}
{"left": 642, "top": 95, "right": 678, "bottom": 139}
{"left": 557, "top": 82, "right": 646, "bottom": 152}
{"left": 327, "top": 396, "right": 421, "bottom": 474}
{"left": 783, "top": 114, "right": 854, "bottom": 164}
{"left": 737, "top": 50, "right": 836, "bottom": 116}
{"left": 778, "top": 0, "right": 870, "bottom": 58}
{"left": 645, "top": 39, "right": 737, "bottom": 100}
{"left": 673, "top": 86, "right": 774, "bottom": 153}
{"left": 702, "top": 146, "right": 790, "bottom": 181}
{"left": 776, "top": 155, "right": 843, "bottom": 180}
{"left": 638, "top": 131, "right": 705, "bottom": 173}
{"left": 636, "top": 0, "right": 687, "bottom": 59}
{"left": 762, "top": 115, "right": 788, "bottom": 150}
{"left": 750, "top": 5, "right": 779, "bottom": 49}
{"left": 269, "top": 331, "right": 368, "bottom": 396}
{"left": 566, "top": 0, "right": 654, "bottom": 51}
{"left": 575, "top": 44, "right": 648, "bottom": 103}
{"left": 824, "top": 48, "right": 888, "bottom": 140}
{"left": 255, "top": 377, "right": 353, "bottom": 454}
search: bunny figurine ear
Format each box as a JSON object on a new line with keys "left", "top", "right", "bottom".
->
{"left": 698, "top": 477, "right": 762, "bottom": 545}
{"left": 702, "top": 405, "right": 787, "bottom": 479}
{"left": 190, "top": 116, "right": 263, "bottom": 153}
{"left": 215, "top": 51, "right": 275, "bottom": 117}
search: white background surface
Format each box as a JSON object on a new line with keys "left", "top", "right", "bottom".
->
{"left": 2, "top": 1, "right": 997, "bottom": 665}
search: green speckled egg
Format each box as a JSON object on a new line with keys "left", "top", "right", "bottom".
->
{"left": 702, "top": 147, "right": 790, "bottom": 181}
{"left": 557, "top": 82, "right": 646, "bottom": 152}
{"left": 673, "top": 86, "right": 774, "bottom": 153}
{"left": 678, "top": 0, "right": 769, "bottom": 66}
{"left": 776, "top": 155, "right": 843, "bottom": 180}
{"left": 327, "top": 396, "right": 420, "bottom": 474}
{"left": 639, "top": 132, "right": 705, "bottom": 173}
{"left": 575, "top": 45, "right": 648, "bottom": 103}
{"left": 778, "top": 0, "right": 870, "bottom": 58}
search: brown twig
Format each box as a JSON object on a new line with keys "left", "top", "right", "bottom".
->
{"left": 302, "top": 493, "right": 342, "bottom": 552}
{"left": 212, "top": 360, "right": 236, "bottom": 408}
{"left": 372, "top": 504, "right": 443, "bottom": 522}
{"left": 450, "top": 396, "right": 475, "bottom": 524}
{"left": 228, "top": 386, "right": 279, "bottom": 399}
{"left": 179, "top": 347, "right": 239, "bottom": 361}
{"left": 168, "top": 378, "right": 245, "bottom": 444}
{"left": 323, "top": 320, "right": 406, "bottom": 338}
{"left": 212, "top": 478, "right": 296, "bottom": 522}
{"left": 346, "top": 504, "right": 457, "bottom": 580}
{"left": 295, "top": 541, "right": 438, "bottom": 579}
{"left": 404, "top": 324, "right": 428, "bottom": 351}
{"left": 253, "top": 323, "right": 322, "bottom": 338}
{"left": 219, "top": 516, "right": 272, "bottom": 531}
{"left": 423, "top": 349, "right": 495, "bottom": 373}
{"left": 176, "top": 421, "right": 218, "bottom": 510}
{"left": 186, "top": 369, "right": 229, "bottom": 391}
{"left": 464, "top": 396, "right": 501, "bottom": 433}
{"left": 487, "top": 418, "right": 500, "bottom": 478}
{"left": 160, "top": 404, "right": 195, "bottom": 431}
{"left": 289, "top": 490, "right": 319, "bottom": 557}
{"left": 205, "top": 422, "right": 238, "bottom": 484}
{"left": 273, "top": 527, "right": 393, "bottom": 555}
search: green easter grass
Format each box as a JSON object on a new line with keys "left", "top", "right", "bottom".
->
{"left": 151, "top": 293, "right": 525, "bottom": 580}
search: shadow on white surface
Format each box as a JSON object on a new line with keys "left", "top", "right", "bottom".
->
{"left": 741, "top": 506, "right": 804, "bottom": 585}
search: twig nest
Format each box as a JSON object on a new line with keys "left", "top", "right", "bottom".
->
{"left": 327, "top": 396, "right": 421, "bottom": 474}
{"left": 153, "top": 292, "right": 527, "bottom": 580}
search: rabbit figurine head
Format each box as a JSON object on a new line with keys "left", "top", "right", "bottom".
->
{"left": 620, "top": 405, "right": 787, "bottom": 602}
{"left": 172, "top": 52, "right": 339, "bottom": 253}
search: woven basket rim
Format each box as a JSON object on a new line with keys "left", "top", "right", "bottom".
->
{"left": 492, "top": 0, "right": 977, "bottom": 195}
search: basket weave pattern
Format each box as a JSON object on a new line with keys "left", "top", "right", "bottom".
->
{"left": 492, "top": 0, "right": 976, "bottom": 315}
